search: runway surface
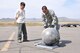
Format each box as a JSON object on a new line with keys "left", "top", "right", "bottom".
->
{"left": 0, "top": 26, "right": 80, "bottom": 53}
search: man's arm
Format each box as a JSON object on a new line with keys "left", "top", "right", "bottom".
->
{"left": 50, "top": 10, "right": 58, "bottom": 24}
{"left": 15, "top": 11, "right": 19, "bottom": 20}
{"left": 53, "top": 16, "right": 58, "bottom": 24}
{"left": 42, "top": 14, "right": 46, "bottom": 22}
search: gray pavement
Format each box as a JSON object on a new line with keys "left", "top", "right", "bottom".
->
{"left": 0, "top": 26, "right": 80, "bottom": 53}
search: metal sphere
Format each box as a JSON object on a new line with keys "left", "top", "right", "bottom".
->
{"left": 42, "top": 28, "right": 60, "bottom": 46}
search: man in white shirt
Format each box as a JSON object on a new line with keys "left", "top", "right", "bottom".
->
{"left": 42, "top": 6, "right": 60, "bottom": 31}
{"left": 15, "top": 2, "right": 28, "bottom": 43}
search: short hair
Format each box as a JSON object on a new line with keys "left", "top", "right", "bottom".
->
{"left": 42, "top": 6, "right": 47, "bottom": 10}
{"left": 20, "top": 2, "right": 25, "bottom": 7}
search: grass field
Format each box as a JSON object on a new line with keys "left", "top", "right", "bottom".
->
{"left": 0, "top": 21, "right": 43, "bottom": 26}
{"left": 0, "top": 21, "right": 80, "bottom": 26}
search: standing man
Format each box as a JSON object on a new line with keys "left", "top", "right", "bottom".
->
{"left": 15, "top": 2, "right": 28, "bottom": 43}
{"left": 42, "top": 6, "right": 60, "bottom": 31}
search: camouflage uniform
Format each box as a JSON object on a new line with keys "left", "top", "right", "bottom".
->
{"left": 42, "top": 10, "right": 60, "bottom": 30}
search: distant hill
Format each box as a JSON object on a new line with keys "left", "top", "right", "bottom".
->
{"left": 26, "top": 17, "right": 80, "bottom": 22}
{"left": 0, "top": 17, "right": 80, "bottom": 22}
{"left": 0, "top": 18, "right": 15, "bottom": 22}
{"left": 58, "top": 17, "right": 80, "bottom": 22}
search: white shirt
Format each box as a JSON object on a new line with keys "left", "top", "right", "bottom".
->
{"left": 16, "top": 9, "right": 25, "bottom": 23}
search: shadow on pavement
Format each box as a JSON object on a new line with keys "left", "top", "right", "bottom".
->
{"left": 29, "top": 38, "right": 42, "bottom": 42}
{"left": 7, "top": 40, "right": 72, "bottom": 53}
{"left": 0, "top": 40, "right": 14, "bottom": 43}
{"left": 59, "top": 40, "right": 72, "bottom": 47}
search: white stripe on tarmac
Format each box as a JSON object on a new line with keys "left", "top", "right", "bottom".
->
{"left": 1, "top": 32, "right": 15, "bottom": 51}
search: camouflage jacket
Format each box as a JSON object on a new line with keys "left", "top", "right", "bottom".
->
{"left": 42, "top": 10, "right": 58, "bottom": 25}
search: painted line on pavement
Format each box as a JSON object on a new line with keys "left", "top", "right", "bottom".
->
{"left": 1, "top": 32, "right": 15, "bottom": 51}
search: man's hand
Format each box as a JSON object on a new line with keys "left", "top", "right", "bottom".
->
{"left": 15, "top": 11, "right": 20, "bottom": 20}
{"left": 15, "top": 13, "right": 19, "bottom": 20}
{"left": 16, "top": 17, "right": 18, "bottom": 20}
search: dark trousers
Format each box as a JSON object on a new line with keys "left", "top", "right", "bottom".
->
{"left": 17, "top": 23, "right": 27, "bottom": 40}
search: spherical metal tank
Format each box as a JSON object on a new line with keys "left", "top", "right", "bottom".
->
{"left": 42, "top": 28, "right": 60, "bottom": 46}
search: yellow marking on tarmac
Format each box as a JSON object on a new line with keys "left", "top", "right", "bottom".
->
{"left": 1, "top": 32, "right": 15, "bottom": 51}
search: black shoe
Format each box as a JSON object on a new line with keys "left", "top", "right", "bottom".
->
{"left": 44, "top": 26, "right": 48, "bottom": 29}
{"left": 18, "top": 40, "right": 22, "bottom": 43}
{"left": 23, "top": 40, "right": 29, "bottom": 42}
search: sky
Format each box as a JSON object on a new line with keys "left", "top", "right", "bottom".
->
{"left": 0, "top": 0, "right": 80, "bottom": 19}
